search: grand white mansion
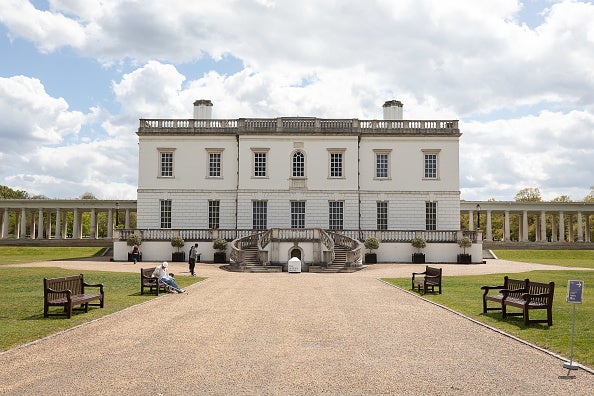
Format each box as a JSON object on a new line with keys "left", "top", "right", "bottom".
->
{"left": 128, "top": 99, "right": 473, "bottom": 269}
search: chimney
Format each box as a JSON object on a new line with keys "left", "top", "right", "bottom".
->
{"left": 193, "top": 99, "right": 213, "bottom": 119}
{"left": 382, "top": 100, "right": 403, "bottom": 120}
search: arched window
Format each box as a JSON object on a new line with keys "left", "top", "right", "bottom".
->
{"left": 292, "top": 151, "right": 305, "bottom": 177}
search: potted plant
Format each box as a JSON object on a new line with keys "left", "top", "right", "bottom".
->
{"left": 457, "top": 236, "right": 472, "bottom": 264}
{"left": 126, "top": 234, "right": 142, "bottom": 262}
{"left": 363, "top": 236, "right": 380, "bottom": 264}
{"left": 213, "top": 238, "right": 228, "bottom": 263}
{"left": 411, "top": 235, "right": 426, "bottom": 263}
{"left": 171, "top": 236, "right": 185, "bottom": 262}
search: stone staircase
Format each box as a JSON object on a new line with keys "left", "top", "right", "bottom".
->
{"left": 242, "top": 246, "right": 282, "bottom": 273}
{"left": 319, "top": 245, "right": 349, "bottom": 273}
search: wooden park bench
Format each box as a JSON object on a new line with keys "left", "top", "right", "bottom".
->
{"left": 481, "top": 276, "right": 529, "bottom": 314}
{"left": 140, "top": 267, "right": 168, "bottom": 295}
{"left": 44, "top": 274, "right": 104, "bottom": 318}
{"left": 411, "top": 265, "right": 442, "bottom": 294}
{"left": 502, "top": 280, "right": 555, "bottom": 326}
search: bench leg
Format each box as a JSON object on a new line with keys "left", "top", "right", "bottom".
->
{"left": 547, "top": 307, "right": 553, "bottom": 326}
{"left": 67, "top": 304, "right": 72, "bottom": 319}
{"left": 523, "top": 306, "right": 530, "bottom": 325}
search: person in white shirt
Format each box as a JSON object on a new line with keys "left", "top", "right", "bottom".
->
{"left": 152, "top": 262, "right": 185, "bottom": 293}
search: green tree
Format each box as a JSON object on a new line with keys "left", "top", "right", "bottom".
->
{"left": 514, "top": 187, "right": 542, "bottom": 202}
{"left": 0, "top": 185, "right": 29, "bottom": 199}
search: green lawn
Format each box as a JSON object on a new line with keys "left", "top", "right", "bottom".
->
{"left": 493, "top": 249, "right": 594, "bottom": 268}
{"left": 0, "top": 246, "right": 106, "bottom": 265}
{"left": 383, "top": 266, "right": 594, "bottom": 369}
{"left": 0, "top": 267, "right": 204, "bottom": 351}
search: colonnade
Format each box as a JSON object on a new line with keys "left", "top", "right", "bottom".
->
{"left": 0, "top": 200, "right": 136, "bottom": 240}
{"left": 461, "top": 201, "right": 594, "bottom": 242}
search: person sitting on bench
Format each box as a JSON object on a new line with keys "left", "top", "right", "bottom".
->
{"left": 152, "top": 262, "right": 186, "bottom": 293}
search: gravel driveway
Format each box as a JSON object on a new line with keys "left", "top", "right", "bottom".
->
{"left": 1, "top": 260, "right": 592, "bottom": 395}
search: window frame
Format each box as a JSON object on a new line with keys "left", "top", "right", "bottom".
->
{"left": 291, "top": 150, "right": 306, "bottom": 178}
{"left": 425, "top": 201, "right": 437, "bottom": 230}
{"left": 328, "top": 149, "right": 345, "bottom": 179}
{"left": 374, "top": 149, "right": 391, "bottom": 180}
{"left": 376, "top": 201, "right": 388, "bottom": 230}
{"left": 252, "top": 148, "right": 269, "bottom": 178}
{"left": 422, "top": 149, "right": 440, "bottom": 180}
{"left": 160, "top": 199, "right": 172, "bottom": 229}
{"left": 158, "top": 149, "right": 175, "bottom": 178}
{"left": 208, "top": 200, "right": 220, "bottom": 229}
{"left": 252, "top": 200, "right": 268, "bottom": 230}
{"left": 290, "top": 201, "right": 306, "bottom": 229}
{"left": 206, "top": 149, "right": 224, "bottom": 178}
{"left": 328, "top": 201, "right": 344, "bottom": 230}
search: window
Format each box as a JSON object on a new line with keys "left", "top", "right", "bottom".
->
{"left": 426, "top": 202, "right": 437, "bottom": 230}
{"left": 377, "top": 201, "right": 388, "bottom": 230}
{"left": 328, "top": 150, "right": 344, "bottom": 178}
{"left": 160, "top": 200, "right": 172, "bottom": 228}
{"left": 253, "top": 150, "right": 268, "bottom": 177}
{"left": 252, "top": 201, "right": 267, "bottom": 229}
{"left": 291, "top": 201, "right": 306, "bottom": 229}
{"left": 208, "top": 152, "right": 221, "bottom": 177}
{"left": 423, "top": 150, "right": 439, "bottom": 179}
{"left": 374, "top": 150, "right": 391, "bottom": 179}
{"left": 208, "top": 200, "right": 220, "bottom": 229}
{"left": 292, "top": 151, "right": 305, "bottom": 177}
{"left": 159, "top": 151, "right": 174, "bottom": 177}
{"left": 328, "top": 201, "right": 343, "bottom": 230}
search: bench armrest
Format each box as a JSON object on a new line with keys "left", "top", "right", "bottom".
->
{"left": 480, "top": 285, "right": 503, "bottom": 291}
{"left": 411, "top": 271, "right": 426, "bottom": 276}
{"left": 83, "top": 282, "right": 104, "bottom": 293}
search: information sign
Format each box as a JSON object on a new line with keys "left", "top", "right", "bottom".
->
{"left": 566, "top": 280, "right": 583, "bottom": 304}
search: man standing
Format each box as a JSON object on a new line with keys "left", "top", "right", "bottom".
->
{"left": 188, "top": 243, "right": 199, "bottom": 276}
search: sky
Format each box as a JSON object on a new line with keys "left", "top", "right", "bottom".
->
{"left": 0, "top": 0, "right": 593, "bottom": 202}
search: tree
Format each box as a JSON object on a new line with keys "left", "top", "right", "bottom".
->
{"left": 0, "top": 185, "right": 29, "bottom": 199}
{"left": 80, "top": 192, "right": 97, "bottom": 200}
{"left": 552, "top": 195, "right": 571, "bottom": 202}
{"left": 585, "top": 186, "right": 594, "bottom": 202}
{"left": 514, "top": 187, "right": 542, "bottom": 202}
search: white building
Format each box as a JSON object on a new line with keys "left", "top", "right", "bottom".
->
{"left": 127, "top": 100, "right": 474, "bottom": 268}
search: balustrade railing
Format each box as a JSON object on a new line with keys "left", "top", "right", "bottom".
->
{"left": 139, "top": 118, "right": 459, "bottom": 135}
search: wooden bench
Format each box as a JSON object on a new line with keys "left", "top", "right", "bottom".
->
{"left": 44, "top": 274, "right": 104, "bottom": 318}
{"left": 502, "top": 280, "right": 555, "bottom": 326}
{"left": 140, "top": 267, "right": 168, "bottom": 295}
{"left": 411, "top": 266, "right": 442, "bottom": 294}
{"left": 481, "top": 276, "right": 529, "bottom": 314}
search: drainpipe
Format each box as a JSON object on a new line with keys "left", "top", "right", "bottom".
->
{"left": 358, "top": 134, "right": 361, "bottom": 236}
{"left": 235, "top": 133, "right": 240, "bottom": 238}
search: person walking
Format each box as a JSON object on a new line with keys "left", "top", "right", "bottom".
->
{"left": 188, "top": 243, "right": 199, "bottom": 276}
{"left": 131, "top": 243, "right": 140, "bottom": 264}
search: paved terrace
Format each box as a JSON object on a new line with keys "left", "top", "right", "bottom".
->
{"left": 1, "top": 260, "right": 593, "bottom": 395}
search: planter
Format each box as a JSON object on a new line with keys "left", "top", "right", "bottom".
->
{"left": 457, "top": 254, "right": 472, "bottom": 264}
{"left": 412, "top": 253, "right": 425, "bottom": 264}
{"left": 128, "top": 252, "right": 142, "bottom": 262}
{"left": 365, "top": 253, "right": 377, "bottom": 264}
{"left": 172, "top": 252, "right": 185, "bottom": 262}
{"left": 214, "top": 252, "right": 227, "bottom": 263}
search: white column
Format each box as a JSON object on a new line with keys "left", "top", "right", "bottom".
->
{"left": 1, "top": 208, "right": 8, "bottom": 239}
{"left": 577, "top": 212, "right": 583, "bottom": 242}
{"left": 522, "top": 211, "right": 528, "bottom": 242}
{"left": 468, "top": 210, "right": 474, "bottom": 230}
{"left": 107, "top": 209, "right": 114, "bottom": 238}
{"left": 486, "top": 210, "right": 492, "bottom": 241}
{"left": 73, "top": 208, "right": 80, "bottom": 239}
{"left": 558, "top": 212, "right": 565, "bottom": 242}
{"left": 568, "top": 214, "right": 574, "bottom": 242}
{"left": 55, "top": 209, "right": 61, "bottom": 239}
{"left": 551, "top": 215, "right": 557, "bottom": 242}
{"left": 540, "top": 211, "right": 547, "bottom": 242}
{"left": 46, "top": 214, "right": 52, "bottom": 239}
{"left": 20, "top": 208, "right": 27, "bottom": 239}
{"left": 125, "top": 209, "right": 130, "bottom": 228}
{"left": 90, "top": 209, "right": 97, "bottom": 239}
{"left": 586, "top": 215, "right": 591, "bottom": 242}
{"left": 504, "top": 211, "right": 510, "bottom": 241}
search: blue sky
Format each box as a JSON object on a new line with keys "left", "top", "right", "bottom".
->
{"left": 0, "top": 0, "right": 593, "bottom": 201}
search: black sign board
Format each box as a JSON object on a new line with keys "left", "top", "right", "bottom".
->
{"left": 566, "top": 280, "right": 583, "bottom": 304}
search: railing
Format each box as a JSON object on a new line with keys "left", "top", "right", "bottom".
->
{"left": 139, "top": 118, "right": 459, "bottom": 135}
{"left": 328, "top": 231, "right": 362, "bottom": 268}
{"left": 320, "top": 229, "right": 335, "bottom": 264}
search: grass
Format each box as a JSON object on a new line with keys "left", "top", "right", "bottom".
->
{"left": 493, "top": 249, "right": 594, "bottom": 268}
{"left": 0, "top": 247, "right": 105, "bottom": 265}
{"left": 383, "top": 251, "right": 594, "bottom": 369}
{"left": 0, "top": 267, "right": 204, "bottom": 352}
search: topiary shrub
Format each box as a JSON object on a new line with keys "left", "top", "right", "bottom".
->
{"left": 126, "top": 234, "right": 141, "bottom": 247}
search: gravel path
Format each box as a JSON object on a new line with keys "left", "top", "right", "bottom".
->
{"left": 1, "top": 260, "right": 593, "bottom": 395}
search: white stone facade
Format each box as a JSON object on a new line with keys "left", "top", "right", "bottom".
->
{"left": 136, "top": 101, "right": 461, "bottom": 232}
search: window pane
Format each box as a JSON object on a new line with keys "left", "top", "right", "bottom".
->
{"left": 209, "top": 153, "right": 221, "bottom": 177}
{"left": 424, "top": 154, "right": 437, "bottom": 179}
{"left": 254, "top": 152, "right": 267, "bottom": 177}
{"left": 376, "top": 153, "right": 388, "bottom": 178}
{"left": 160, "top": 152, "right": 173, "bottom": 177}
{"left": 160, "top": 199, "right": 172, "bottom": 228}
{"left": 252, "top": 201, "right": 267, "bottom": 229}
{"left": 330, "top": 153, "right": 343, "bottom": 177}
{"left": 328, "top": 201, "right": 343, "bottom": 230}
{"left": 209, "top": 200, "right": 220, "bottom": 229}
{"left": 425, "top": 202, "right": 437, "bottom": 230}
{"left": 377, "top": 201, "right": 388, "bottom": 230}
{"left": 292, "top": 152, "right": 304, "bottom": 177}
{"left": 291, "top": 201, "right": 305, "bottom": 229}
